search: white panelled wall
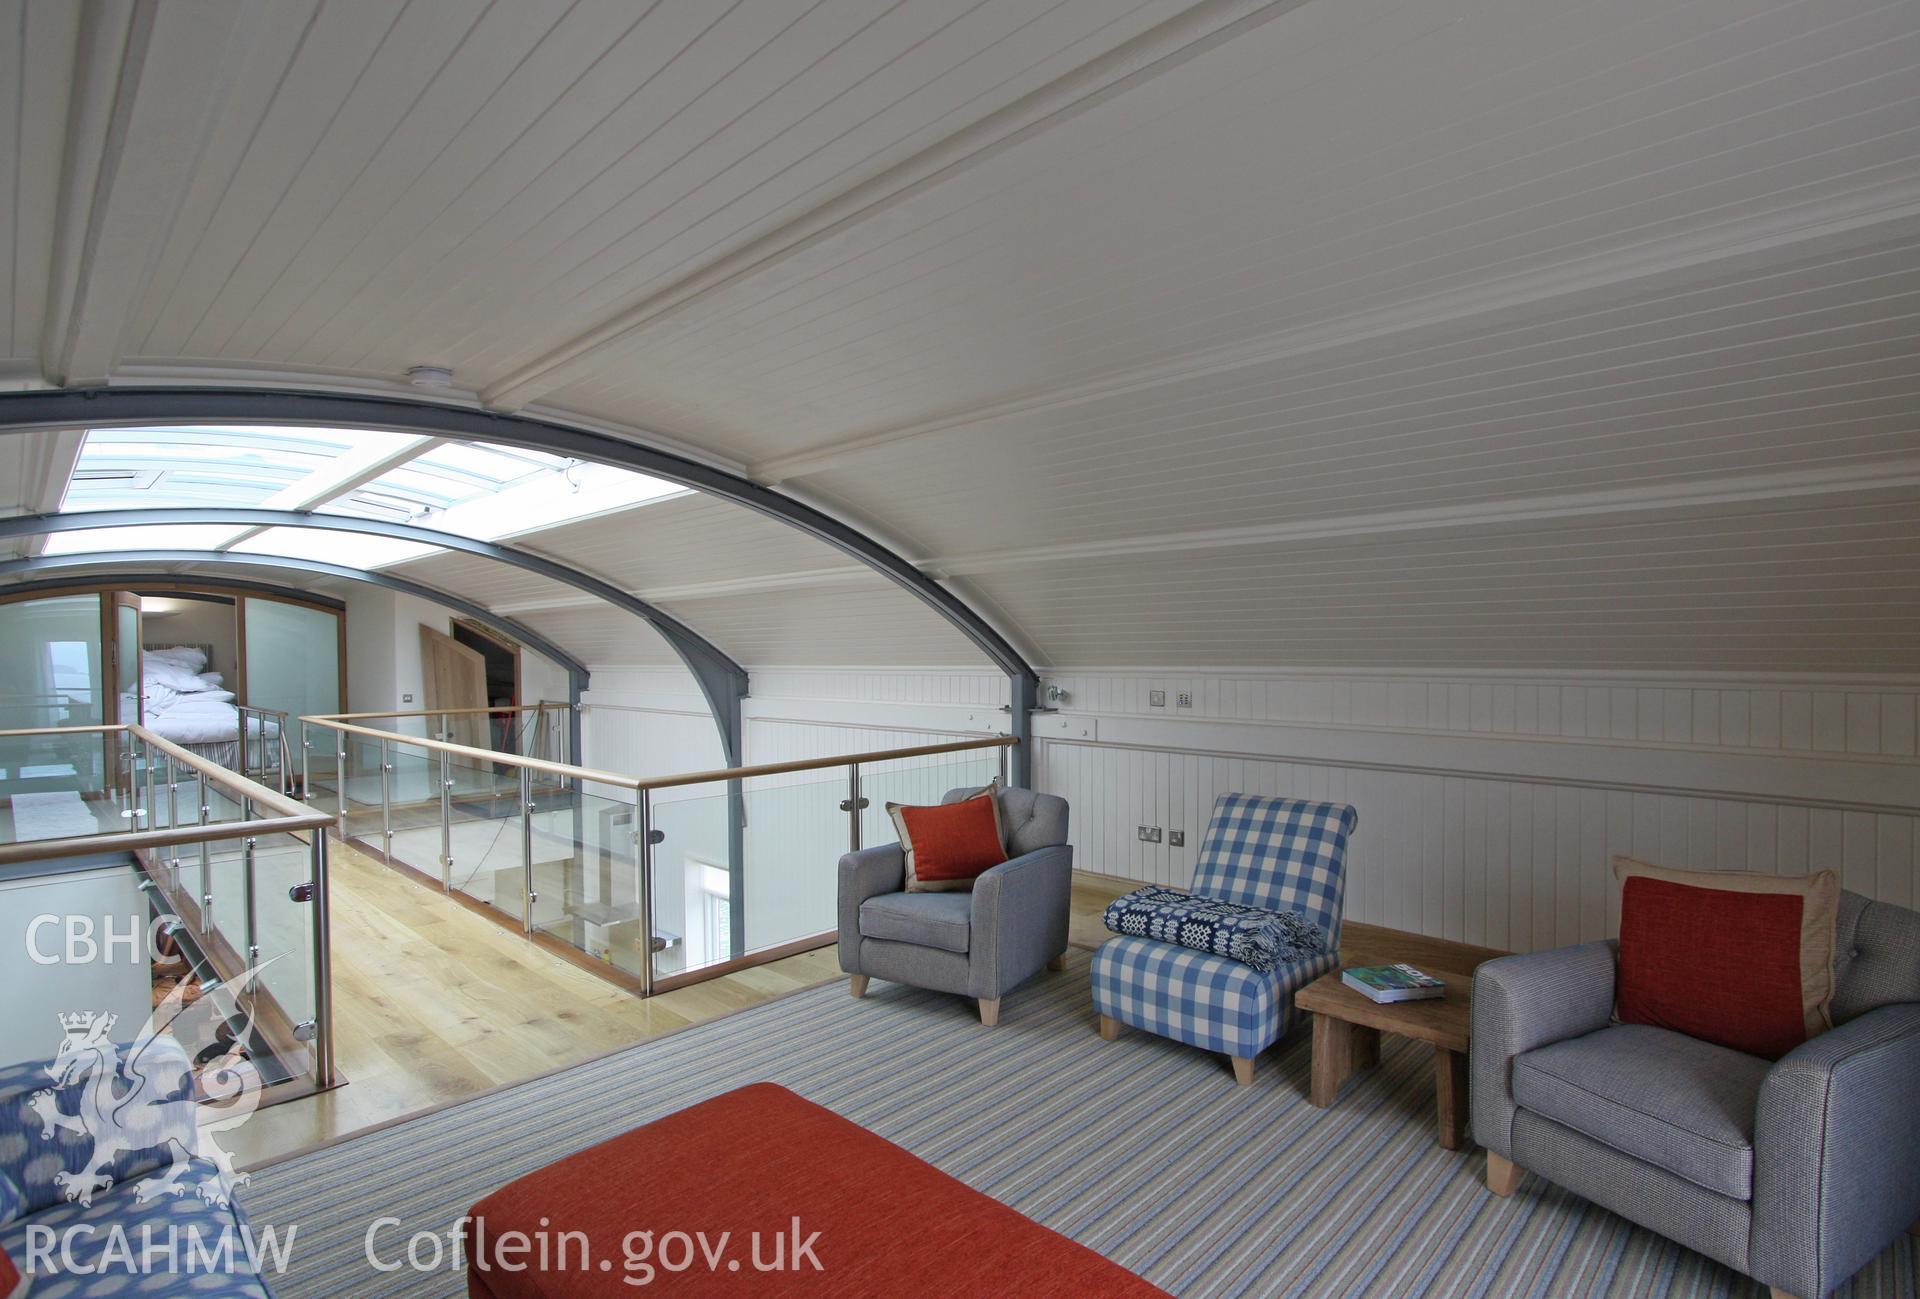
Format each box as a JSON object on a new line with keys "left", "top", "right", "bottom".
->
{"left": 576, "top": 665, "right": 1919, "bottom": 957}
{"left": 1036, "top": 670, "right": 1919, "bottom": 954}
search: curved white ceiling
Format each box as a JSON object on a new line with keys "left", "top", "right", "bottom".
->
{"left": 2, "top": 0, "right": 1916, "bottom": 673}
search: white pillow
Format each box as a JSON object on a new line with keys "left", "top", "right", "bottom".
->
{"left": 143, "top": 659, "right": 208, "bottom": 692}
{"left": 145, "top": 645, "right": 207, "bottom": 672}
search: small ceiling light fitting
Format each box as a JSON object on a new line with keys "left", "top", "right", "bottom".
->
{"left": 407, "top": 365, "right": 455, "bottom": 388}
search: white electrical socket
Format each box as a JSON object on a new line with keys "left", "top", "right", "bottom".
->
{"left": 1176, "top": 690, "right": 1193, "bottom": 709}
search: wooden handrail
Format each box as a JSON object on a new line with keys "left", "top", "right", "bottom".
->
{"left": 637, "top": 735, "right": 1017, "bottom": 793}
{"left": 0, "top": 722, "right": 331, "bottom": 866}
{"left": 297, "top": 714, "right": 1016, "bottom": 794}
{"left": 315, "top": 704, "right": 569, "bottom": 721}
{"left": 0, "top": 815, "right": 329, "bottom": 866}
{"left": 301, "top": 715, "right": 641, "bottom": 788}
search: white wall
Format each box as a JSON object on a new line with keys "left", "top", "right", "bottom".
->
{"left": 572, "top": 663, "right": 1920, "bottom": 957}
{"left": 1033, "top": 669, "right": 1920, "bottom": 952}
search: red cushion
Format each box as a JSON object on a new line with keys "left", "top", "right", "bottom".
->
{"left": 897, "top": 795, "right": 1008, "bottom": 886}
{"left": 0, "top": 1247, "right": 18, "bottom": 1299}
{"left": 1616, "top": 876, "right": 1813, "bottom": 1058}
{"left": 467, "top": 1083, "right": 1168, "bottom": 1299}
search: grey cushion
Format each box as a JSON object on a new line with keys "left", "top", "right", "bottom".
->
{"left": 1513, "top": 1024, "right": 1770, "bottom": 1199}
{"left": 1832, "top": 891, "right": 1920, "bottom": 1023}
{"left": 1511, "top": 1110, "right": 1753, "bottom": 1276}
{"left": 942, "top": 784, "right": 1068, "bottom": 857}
{"left": 859, "top": 891, "right": 971, "bottom": 954}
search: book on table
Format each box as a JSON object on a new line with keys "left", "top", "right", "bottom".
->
{"left": 1342, "top": 964, "right": 1446, "bottom": 1003}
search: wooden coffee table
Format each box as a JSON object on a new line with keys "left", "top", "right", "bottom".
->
{"left": 1294, "top": 967, "right": 1475, "bottom": 1150}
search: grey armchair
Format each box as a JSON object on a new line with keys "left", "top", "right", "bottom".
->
{"left": 838, "top": 785, "right": 1071, "bottom": 1025}
{"left": 1471, "top": 891, "right": 1920, "bottom": 1299}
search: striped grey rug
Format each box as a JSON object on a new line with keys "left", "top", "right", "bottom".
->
{"left": 240, "top": 951, "right": 1917, "bottom": 1297}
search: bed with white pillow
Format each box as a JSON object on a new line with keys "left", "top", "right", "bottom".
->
{"left": 125, "top": 645, "right": 281, "bottom": 772}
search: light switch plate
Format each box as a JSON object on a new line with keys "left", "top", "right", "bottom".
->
{"left": 1148, "top": 690, "right": 1166, "bottom": 707}
{"left": 1168, "top": 830, "right": 1185, "bottom": 847}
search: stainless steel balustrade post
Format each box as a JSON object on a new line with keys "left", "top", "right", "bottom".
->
{"left": 197, "top": 775, "right": 211, "bottom": 935}
{"left": 300, "top": 723, "right": 311, "bottom": 803}
{"left": 842, "top": 763, "right": 864, "bottom": 854}
{"left": 439, "top": 746, "right": 452, "bottom": 892}
{"left": 241, "top": 797, "right": 260, "bottom": 1021}
{"left": 143, "top": 740, "right": 157, "bottom": 832}
{"left": 999, "top": 741, "right": 1010, "bottom": 788}
{"left": 165, "top": 760, "right": 181, "bottom": 893}
{"left": 379, "top": 738, "right": 393, "bottom": 856}
{"left": 308, "top": 829, "right": 334, "bottom": 1086}
{"left": 638, "top": 790, "right": 656, "bottom": 997}
{"left": 520, "top": 766, "right": 536, "bottom": 935}
{"left": 335, "top": 742, "right": 348, "bottom": 838}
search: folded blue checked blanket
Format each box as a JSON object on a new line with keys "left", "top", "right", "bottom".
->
{"left": 1102, "top": 885, "right": 1328, "bottom": 972}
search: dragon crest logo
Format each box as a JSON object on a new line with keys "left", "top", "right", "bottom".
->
{"left": 29, "top": 960, "right": 271, "bottom": 1209}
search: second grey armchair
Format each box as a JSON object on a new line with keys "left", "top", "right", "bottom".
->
{"left": 837, "top": 784, "right": 1071, "bottom": 1025}
{"left": 1471, "top": 890, "right": 1920, "bottom": 1299}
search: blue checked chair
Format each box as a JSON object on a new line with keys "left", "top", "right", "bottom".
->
{"left": 1091, "top": 794, "right": 1356, "bottom": 1085}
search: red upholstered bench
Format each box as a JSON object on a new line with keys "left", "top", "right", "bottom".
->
{"left": 467, "top": 1082, "right": 1168, "bottom": 1298}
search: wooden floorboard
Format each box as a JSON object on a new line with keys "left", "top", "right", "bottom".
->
{"left": 233, "top": 850, "right": 1503, "bottom": 1168}
{"left": 229, "top": 839, "right": 839, "bottom": 1168}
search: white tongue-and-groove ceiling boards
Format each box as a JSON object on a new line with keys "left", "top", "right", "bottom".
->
{"left": 0, "top": 0, "right": 1913, "bottom": 673}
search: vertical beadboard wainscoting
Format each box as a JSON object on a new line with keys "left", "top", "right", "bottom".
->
{"left": 1031, "top": 670, "right": 1920, "bottom": 955}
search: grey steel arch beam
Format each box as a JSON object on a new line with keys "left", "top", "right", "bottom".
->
{"left": 0, "top": 506, "right": 746, "bottom": 768}
{"left": 0, "top": 387, "right": 1036, "bottom": 782}
{"left": 0, "top": 573, "right": 344, "bottom": 610}
{"left": 0, "top": 549, "right": 591, "bottom": 689}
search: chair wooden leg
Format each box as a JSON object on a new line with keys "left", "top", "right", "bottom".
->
{"left": 848, "top": 974, "right": 869, "bottom": 999}
{"left": 1231, "top": 1055, "right": 1255, "bottom": 1086}
{"left": 1098, "top": 1013, "right": 1123, "bottom": 1040}
{"left": 978, "top": 997, "right": 1000, "bottom": 1027}
{"left": 1485, "top": 1151, "right": 1523, "bottom": 1197}
{"left": 1047, "top": 953, "right": 1066, "bottom": 971}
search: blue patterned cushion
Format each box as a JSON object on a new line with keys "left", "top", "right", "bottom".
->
{"left": 1092, "top": 935, "right": 1338, "bottom": 1057}
{"left": 1191, "top": 794, "right": 1355, "bottom": 944}
{"left": 0, "top": 1037, "right": 198, "bottom": 1214}
{"left": 0, "top": 1158, "right": 272, "bottom": 1297}
{"left": 0, "top": 1171, "right": 19, "bottom": 1226}
{"left": 1103, "top": 885, "right": 1326, "bottom": 972}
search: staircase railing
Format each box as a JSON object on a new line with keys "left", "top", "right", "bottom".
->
{"left": 298, "top": 708, "right": 1014, "bottom": 995}
{"left": 0, "top": 722, "right": 338, "bottom": 1092}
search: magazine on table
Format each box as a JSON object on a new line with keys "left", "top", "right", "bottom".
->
{"left": 1342, "top": 963, "right": 1446, "bottom": 1003}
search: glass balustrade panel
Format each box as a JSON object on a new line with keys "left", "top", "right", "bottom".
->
{"left": 646, "top": 783, "right": 730, "bottom": 980}
{"left": 443, "top": 748, "right": 525, "bottom": 922}
{"left": 529, "top": 784, "right": 651, "bottom": 981}
{"left": 0, "top": 730, "right": 118, "bottom": 844}
{"left": 858, "top": 751, "right": 1004, "bottom": 850}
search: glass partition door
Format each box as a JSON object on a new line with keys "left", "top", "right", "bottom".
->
{"left": 112, "top": 594, "right": 141, "bottom": 726}
{"left": 243, "top": 597, "right": 340, "bottom": 797}
{"left": 0, "top": 593, "right": 108, "bottom": 797}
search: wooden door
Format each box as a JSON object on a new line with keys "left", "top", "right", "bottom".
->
{"left": 418, "top": 625, "right": 489, "bottom": 749}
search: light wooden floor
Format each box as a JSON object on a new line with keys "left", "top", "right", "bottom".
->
{"left": 230, "top": 839, "right": 841, "bottom": 1168}
{"left": 233, "top": 853, "right": 1501, "bottom": 1169}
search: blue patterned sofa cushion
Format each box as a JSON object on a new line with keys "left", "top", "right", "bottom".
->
{"left": 0, "top": 1158, "right": 272, "bottom": 1296}
{"left": 1103, "top": 885, "right": 1326, "bottom": 972}
{"left": 1092, "top": 935, "right": 1338, "bottom": 1057}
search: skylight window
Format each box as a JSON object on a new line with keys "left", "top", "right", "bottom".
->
{"left": 315, "top": 442, "right": 680, "bottom": 543}
{"left": 226, "top": 528, "right": 439, "bottom": 570}
{"left": 42, "top": 524, "right": 249, "bottom": 555}
{"left": 47, "top": 425, "right": 682, "bottom": 571}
